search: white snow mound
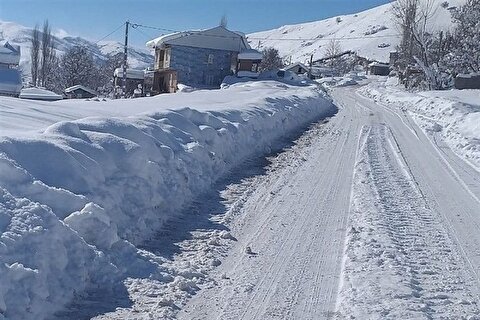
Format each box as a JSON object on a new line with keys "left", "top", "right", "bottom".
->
{"left": 0, "top": 81, "right": 335, "bottom": 319}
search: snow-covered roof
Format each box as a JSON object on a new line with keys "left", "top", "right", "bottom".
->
{"left": 238, "top": 49, "right": 263, "bottom": 60}
{"left": 146, "top": 26, "right": 250, "bottom": 52}
{"left": 284, "top": 62, "right": 309, "bottom": 72}
{"left": 19, "top": 87, "right": 63, "bottom": 101}
{"left": 369, "top": 62, "right": 389, "bottom": 67}
{"left": 310, "top": 66, "right": 336, "bottom": 76}
{"left": 64, "top": 85, "right": 98, "bottom": 96}
{"left": 0, "top": 41, "right": 20, "bottom": 65}
{"left": 114, "top": 68, "right": 145, "bottom": 80}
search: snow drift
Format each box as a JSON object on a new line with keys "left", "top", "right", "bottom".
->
{"left": 358, "top": 79, "right": 480, "bottom": 170}
{"left": 0, "top": 81, "right": 335, "bottom": 319}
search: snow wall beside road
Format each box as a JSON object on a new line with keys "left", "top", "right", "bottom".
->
{"left": 0, "top": 82, "right": 335, "bottom": 319}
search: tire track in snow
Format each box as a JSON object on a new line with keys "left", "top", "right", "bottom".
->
{"left": 337, "top": 124, "right": 480, "bottom": 319}
{"left": 179, "top": 107, "right": 358, "bottom": 320}
{"left": 237, "top": 116, "right": 353, "bottom": 320}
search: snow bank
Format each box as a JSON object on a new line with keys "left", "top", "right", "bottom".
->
{"left": 316, "top": 75, "right": 361, "bottom": 89}
{"left": 222, "top": 70, "right": 312, "bottom": 89}
{"left": 358, "top": 80, "right": 480, "bottom": 170}
{"left": 0, "top": 81, "right": 335, "bottom": 319}
{"left": 19, "top": 87, "right": 63, "bottom": 101}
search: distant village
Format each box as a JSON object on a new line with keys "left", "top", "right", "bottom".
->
{"left": 1, "top": 12, "right": 479, "bottom": 101}
{"left": 0, "top": 20, "right": 406, "bottom": 102}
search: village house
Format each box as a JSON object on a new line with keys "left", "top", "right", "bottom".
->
{"left": 236, "top": 49, "right": 263, "bottom": 78}
{"left": 284, "top": 62, "right": 337, "bottom": 79}
{"left": 368, "top": 62, "right": 390, "bottom": 76}
{"left": 64, "top": 85, "right": 98, "bottom": 99}
{"left": 284, "top": 62, "right": 310, "bottom": 76}
{"left": 113, "top": 68, "right": 145, "bottom": 97}
{"left": 0, "top": 42, "right": 22, "bottom": 97}
{"left": 455, "top": 73, "right": 480, "bottom": 90}
{"left": 146, "top": 26, "right": 262, "bottom": 94}
{"left": 284, "top": 62, "right": 309, "bottom": 75}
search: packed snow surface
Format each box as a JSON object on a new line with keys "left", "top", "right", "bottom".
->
{"left": 171, "top": 80, "right": 480, "bottom": 320}
{"left": 0, "top": 80, "right": 335, "bottom": 319}
{"left": 359, "top": 79, "right": 480, "bottom": 170}
{"left": 248, "top": 0, "right": 465, "bottom": 63}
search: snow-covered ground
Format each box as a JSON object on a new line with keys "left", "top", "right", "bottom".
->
{"left": 162, "top": 81, "right": 480, "bottom": 320}
{"left": 0, "top": 80, "right": 335, "bottom": 319}
{"left": 2, "top": 73, "right": 480, "bottom": 320}
{"left": 331, "top": 85, "right": 480, "bottom": 319}
{"left": 248, "top": 0, "right": 465, "bottom": 64}
{"left": 358, "top": 78, "right": 480, "bottom": 170}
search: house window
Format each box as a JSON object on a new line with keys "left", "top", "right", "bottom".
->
{"left": 207, "top": 54, "right": 214, "bottom": 64}
{"left": 251, "top": 63, "right": 258, "bottom": 72}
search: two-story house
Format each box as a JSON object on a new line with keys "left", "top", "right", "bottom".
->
{"left": 146, "top": 26, "right": 261, "bottom": 94}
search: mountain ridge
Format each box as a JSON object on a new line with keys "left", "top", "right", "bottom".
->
{"left": 0, "top": 20, "right": 154, "bottom": 76}
{"left": 247, "top": 0, "right": 465, "bottom": 64}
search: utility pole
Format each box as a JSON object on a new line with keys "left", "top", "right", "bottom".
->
{"left": 122, "top": 21, "right": 129, "bottom": 98}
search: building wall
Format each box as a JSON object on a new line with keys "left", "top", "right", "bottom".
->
{"left": 68, "top": 89, "right": 96, "bottom": 99}
{"left": 169, "top": 45, "right": 235, "bottom": 87}
{"left": 237, "top": 60, "right": 261, "bottom": 72}
{"left": 455, "top": 74, "right": 480, "bottom": 90}
{"left": 370, "top": 65, "right": 390, "bottom": 76}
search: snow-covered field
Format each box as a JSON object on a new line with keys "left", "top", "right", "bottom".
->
{"left": 248, "top": 0, "right": 465, "bottom": 64}
{"left": 358, "top": 78, "right": 480, "bottom": 170}
{"left": 0, "top": 80, "right": 335, "bottom": 319}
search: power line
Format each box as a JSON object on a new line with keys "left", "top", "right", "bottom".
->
{"left": 130, "top": 22, "right": 402, "bottom": 43}
{"left": 131, "top": 24, "right": 161, "bottom": 41}
{"left": 248, "top": 34, "right": 402, "bottom": 41}
{"left": 94, "top": 22, "right": 126, "bottom": 44}
{"left": 131, "top": 23, "right": 178, "bottom": 34}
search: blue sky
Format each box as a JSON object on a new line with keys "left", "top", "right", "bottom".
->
{"left": 0, "top": 0, "right": 391, "bottom": 47}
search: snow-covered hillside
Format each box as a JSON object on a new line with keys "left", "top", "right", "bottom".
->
{"left": 0, "top": 20, "right": 153, "bottom": 74}
{"left": 248, "top": 0, "right": 465, "bottom": 64}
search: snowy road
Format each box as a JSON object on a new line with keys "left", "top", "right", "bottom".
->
{"left": 175, "top": 85, "right": 480, "bottom": 319}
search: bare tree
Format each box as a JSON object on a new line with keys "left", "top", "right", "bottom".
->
{"left": 325, "top": 38, "right": 342, "bottom": 58}
{"left": 392, "top": 0, "right": 439, "bottom": 88}
{"left": 325, "top": 39, "right": 344, "bottom": 69}
{"left": 448, "top": 0, "right": 480, "bottom": 73}
{"left": 30, "top": 24, "right": 40, "bottom": 86}
{"left": 40, "top": 20, "right": 56, "bottom": 87}
{"left": 392, "top": 0, "right": 436, "bottom": 67}
{"left": 60, "top": 46, "right": 98, "bottom": 89}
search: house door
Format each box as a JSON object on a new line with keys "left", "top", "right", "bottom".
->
{"left": 167, "top": 71, "right": 177, "bottom": 93}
